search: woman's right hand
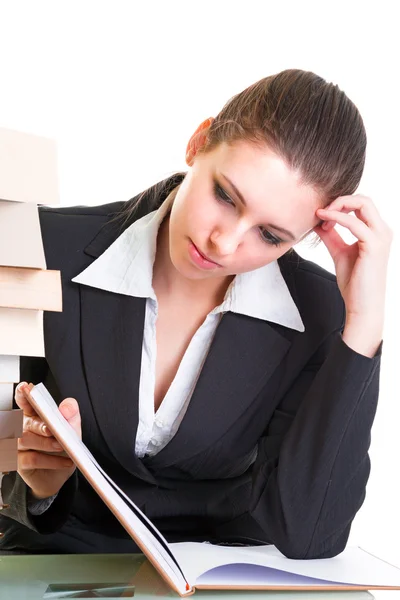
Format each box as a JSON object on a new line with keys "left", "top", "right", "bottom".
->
{"left": 14, "top": 382, "right": 81, "bottom": 500}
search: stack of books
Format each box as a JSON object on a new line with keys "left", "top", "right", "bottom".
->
{"left": 0, "top": 127, "right": 62, "bottom": 505}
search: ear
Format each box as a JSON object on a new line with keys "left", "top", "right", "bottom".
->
{"left": 186, "top": 117, "right": 214, "bottom": 166}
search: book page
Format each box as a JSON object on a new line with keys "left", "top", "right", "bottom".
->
{"left": 196, "top": 563, "right": 355, "bottom": 587}
{"left": 170, "top": 542, "right": 400, "bottom": 588}
{"left": 28, "top": 383, "right": 190, "bottom": 597}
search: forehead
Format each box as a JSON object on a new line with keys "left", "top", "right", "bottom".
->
{"left": 210, "top": 140, "right": 323, "bottom": 220}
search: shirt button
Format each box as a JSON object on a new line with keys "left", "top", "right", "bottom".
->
{"left": 155, "top": 419, "right": 164, "bottom": 428}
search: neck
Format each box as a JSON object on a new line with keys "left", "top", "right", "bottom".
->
{"left": 152, "top": 216, "right": 234, "bottom": 307}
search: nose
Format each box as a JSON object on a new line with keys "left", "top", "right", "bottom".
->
{"left": 209, "top": 227, "right": 243, "bottom": 257}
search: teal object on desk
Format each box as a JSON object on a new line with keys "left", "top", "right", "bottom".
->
{"left": 0, "top": 553, "right": 376, "bottom": 599}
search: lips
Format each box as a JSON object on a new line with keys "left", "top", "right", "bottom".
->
{"left": 192, "top": 241, "right": 221, "bottom": 266}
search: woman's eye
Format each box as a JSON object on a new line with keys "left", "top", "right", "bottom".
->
{"left": 213, "top": 181, "right": 282, "bottom": 247}
{"left": 213, "top": 182, "right": 234, "bottom": 205}
{"left": 259, "top": 227, "right": 282, "bottom": 247}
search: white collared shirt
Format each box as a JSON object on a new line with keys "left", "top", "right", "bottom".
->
{"left": 72, "top": 199, "right": 304, "bottom": 458}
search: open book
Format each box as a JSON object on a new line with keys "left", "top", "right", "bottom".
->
{"left": 26, "top": 383, "right": 400, "bottom": 597}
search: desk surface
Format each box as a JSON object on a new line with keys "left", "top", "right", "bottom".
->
{"left": 0, "top": 553, "right": 378, "bottom": 599}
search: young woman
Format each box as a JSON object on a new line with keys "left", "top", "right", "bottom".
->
{"left": 0, "top": 69, "right": 392, "bottom": 558}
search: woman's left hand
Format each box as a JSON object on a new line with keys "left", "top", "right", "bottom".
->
{"left": 314, "top": 194, "right": 393, "bottom": 357}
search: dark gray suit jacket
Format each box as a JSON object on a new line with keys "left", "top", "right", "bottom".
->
{"left": 0, "top": 173, "right": 382, "bottom": 558}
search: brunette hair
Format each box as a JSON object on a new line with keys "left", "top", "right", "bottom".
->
{"left": 118, "top": 68, "right": 366, "bottom": 235}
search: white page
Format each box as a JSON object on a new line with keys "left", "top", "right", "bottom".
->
{"left": 0, "top": 355, "right": 20, "bottom": 383}
{"left": 0, "top": 308, "right": 44, "bottom": 356}
{"left": 196, "top": 562, "right": 356, "bottom": 586}
{"left": 0, "top": 201, "right": 46, "bottom": 269}
{"left": 170, "top": 542, "right": 400, "bottom": 588}
{"left": 29, "top": 384, "right": 189, "bottom": 596}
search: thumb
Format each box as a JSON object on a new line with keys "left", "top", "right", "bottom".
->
{"left": 59, "top": 397, "right": 82, "bottom": 438}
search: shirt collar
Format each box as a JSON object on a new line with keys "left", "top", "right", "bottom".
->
{"left": 72, "top": 201, "right": 305, "bottom": 332}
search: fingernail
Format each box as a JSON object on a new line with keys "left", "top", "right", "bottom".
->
{"left": 41, "top": 424, "right": 49, "bottom": 435}
{"left": 16, "top": 382, "right": 27, "bottom": 392}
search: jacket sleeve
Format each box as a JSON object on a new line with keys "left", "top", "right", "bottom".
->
{"left": 249, "top": 330, "right": 382, "bottom": 559}
{"left": 0, "top": 356, "right": 77, "bottom": 534}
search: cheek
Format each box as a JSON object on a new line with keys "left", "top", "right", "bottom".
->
{"left": 177, "top": 191, "right": 221, "bottom": 233}
{"left": 235, "top": 242, "right": 291, "bottom": 273}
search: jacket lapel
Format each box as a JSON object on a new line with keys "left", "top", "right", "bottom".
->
{"left": 144, "top": 311, "right": 293, "bottom": 469}
{"left": 79, "top": 283, "right": 157, "bottom": 483}
{"left": 76, "top": 171, "right": 188, "bottom": 484}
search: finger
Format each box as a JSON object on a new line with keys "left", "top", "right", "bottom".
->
{"left": 318, "top": 220, "right": 336, "bottom": 232}
{"left": 314, "top": 225, "right": 349, "bottom": 260}
{"left": 320, "top": 195, "right": 381, "bottom": 230}
{"left": 18, "top": 451, "right": 74, "bottom": 471}
{"left": 315, "top": 209, "right": 372, "bottom": 243}
{"left": 59, "top": 398, "right": 82, "bottom": 438}
{"left": 14, "top": 382, "right": 37, "bottom": 417}
{"left": 23, "top": 413, "right": 54, "bottom": 438}
{"left": 18, "top": 431, "right": 63, "bottom": 453}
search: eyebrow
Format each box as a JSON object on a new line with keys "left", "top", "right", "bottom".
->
{"left": 220, "top": 173, "right": 297, "bottom": 241}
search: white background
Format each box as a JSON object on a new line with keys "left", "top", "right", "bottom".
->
{"left": 0, "top": 1, "right": 398, "bottom": 596}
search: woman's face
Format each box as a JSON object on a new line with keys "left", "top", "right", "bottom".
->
{"left": 168, "top": 137, "right": 324, "bottom": 281}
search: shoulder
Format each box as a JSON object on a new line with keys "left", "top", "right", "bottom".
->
{"left": 279, "top": 250, "right": 345, "bottom": 334}
{"left": 37, "top": 200, "right": 129, "bottom": 275}
{"left": 38, "top": 200, "right": 127, "bottom": 230}
{"left": 37, "top": 172, "right": 187, "bottom": 263}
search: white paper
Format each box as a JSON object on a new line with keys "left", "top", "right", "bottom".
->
{"left": 170, "top": 542, "right": 400, "bottom": 588}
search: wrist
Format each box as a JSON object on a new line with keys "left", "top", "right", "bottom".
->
{"left": 342, "top": 317, "right": 383, "bottom": 358}
{"left": 27, "top": 485, "right": 59, "bottom": 501}
{"left": 29, "top": 489, "right": 54, "bottom": 501}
